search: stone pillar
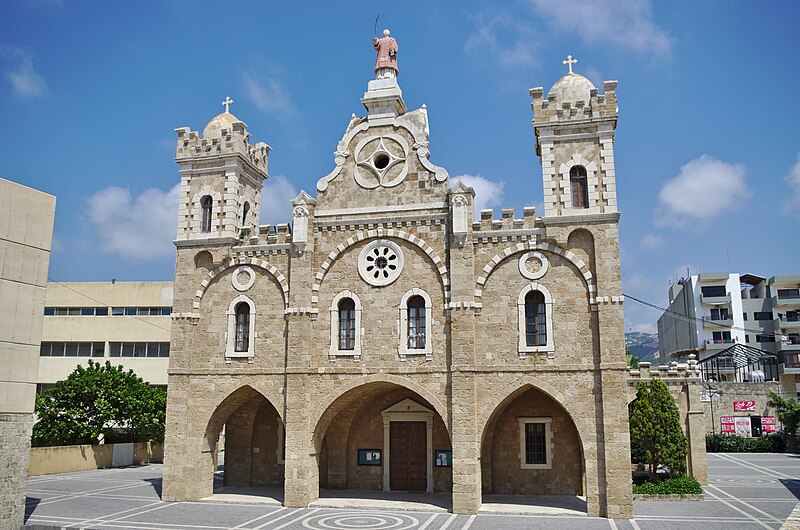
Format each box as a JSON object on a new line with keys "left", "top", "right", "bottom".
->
{"left": 450, "top": 357, "right": 481, "bottom": 513}
{"left": 595, "top": 304, "right": 634, "bottom": 519}
{"left": 283, "top": 373, "right": 317, "bottom": 508}
{"left": 684, "top": 381, "right": 708, "bottom": 484}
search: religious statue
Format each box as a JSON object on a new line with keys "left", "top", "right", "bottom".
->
{"left": 372, "top": 29, "right": 398, "bottom": 79}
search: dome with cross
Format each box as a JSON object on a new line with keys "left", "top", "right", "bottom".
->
{"left": 549, "top": 72, "right": 596, "bottom": 103}
{"left": 202, "top": 96, "right": 245, "bottom": 138}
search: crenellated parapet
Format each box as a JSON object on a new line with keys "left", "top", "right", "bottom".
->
{"left": 174, "top": 120, "right": 270, "bottom": 175}
{"left": 530, "top": 79, "right": 618, "bottom": 123}
{"left": 627, "top": 355, "right": 703, "bottom": 394}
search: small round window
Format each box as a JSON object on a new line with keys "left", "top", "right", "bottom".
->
{"left": 358, "top": 240, "right": 404, "bottom": 287}
{"left": 374, "top": 153, "right": 390, "bottom": 170}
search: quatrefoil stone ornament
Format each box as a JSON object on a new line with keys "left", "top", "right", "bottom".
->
{"left": 353, "top": 134, "right": 409, "bottom": 189}
{"left": 358, "top": 240, "right": 404, "bottom": 287}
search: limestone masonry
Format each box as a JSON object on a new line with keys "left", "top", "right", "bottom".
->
{"left": 162, "top": 66, "right": 706, "bottom": 517}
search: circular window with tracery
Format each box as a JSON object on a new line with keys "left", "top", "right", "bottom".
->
{"left": 358, "top": 240, "right": 404, "bottom": 287}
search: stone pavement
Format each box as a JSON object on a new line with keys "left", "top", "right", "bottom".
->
{"left": 23, "top": 452, "right": 800, "bottom": 529}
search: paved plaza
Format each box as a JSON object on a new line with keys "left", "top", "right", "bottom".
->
{"left": 22, "top": 453, "right": 800, "bottom": 529}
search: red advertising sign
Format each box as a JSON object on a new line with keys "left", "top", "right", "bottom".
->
{"left": 762, "top": 416, "right": 776, "bottom": 433}
{"left": 720, "top": 416, "right": 735, "bottom": 434}
{"left": 734, "top": 401, "right": 756, "bottom": 412}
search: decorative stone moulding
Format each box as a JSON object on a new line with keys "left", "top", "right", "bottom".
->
{"left": 358, "top": 239, "right": 404, "bottom": 287}
{"left": 353, "top": 134, "right": 409, "bottom": 189}
{"left": 231, "top": 265, "right": 256, "bottom": 292}
{"left": 518, "top": 251, "right": 549, "bottom": 280}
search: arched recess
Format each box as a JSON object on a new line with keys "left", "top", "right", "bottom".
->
{"left": 204, "top": 385, "right": 285, "bottom": 492}
{"left": 567, "top": 228, "right": 596, "bottom": 281}
{"left": 193, "top": 256, "right": 290, "bottom": 310}
{"left": 311, "top": 229, "right": 449, "bottom": 311}
{"left": 312, "top": 378, "right": 452, "bottom": 495}
{"left": 475, "top": 240, "right": 596, "bottom": 305}
{"left": 479, "top": 382, "right": 587, "bottom": 503}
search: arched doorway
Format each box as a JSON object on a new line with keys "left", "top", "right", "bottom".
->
{"left": 205, "top": 386, "right": 284, "bottom": 497}
{"left": 481, "top": 385, "right": 586, "bottom": 512}
{"left": 313, "top": 381, "right": 452, "bottom": 505}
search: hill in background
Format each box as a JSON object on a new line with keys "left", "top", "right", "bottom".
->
{"left": 625, "top": 332, "right": 660, "bottom": 364}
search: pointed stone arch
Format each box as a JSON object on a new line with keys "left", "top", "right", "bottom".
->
{"left": 474, "top": 240, "right": 596, "bottom": 305}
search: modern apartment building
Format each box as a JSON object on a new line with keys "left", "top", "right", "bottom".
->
{"left": 39, "top": 281, "right": 173, "bottom": 390}
{"left": 658, "top": 272, "right": 800, "bottom": 382}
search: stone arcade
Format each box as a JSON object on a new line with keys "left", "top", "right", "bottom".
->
{"left": 162, "top": 58, "right": 636, "bottom": 517}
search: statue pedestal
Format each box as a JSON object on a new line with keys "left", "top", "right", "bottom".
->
{"left": 361, "top": 78, "right": 406, "bottom": 124}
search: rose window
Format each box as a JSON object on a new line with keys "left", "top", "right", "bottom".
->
{"left": 358, "top": 240, "right": 404, "bottom": 287}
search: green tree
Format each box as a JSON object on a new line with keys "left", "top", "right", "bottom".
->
{"left": 626, "top": 348, "right": 640, "bottom": 369}
{"left": 629, "top": 378, "right": 687, "bottom": 480}
{"left": 768, "top": 392, "right": 800, "bottom": 451}
{"left": 32, "top": 360, "right": 166, "bottom": 446}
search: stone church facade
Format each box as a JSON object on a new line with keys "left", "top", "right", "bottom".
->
{"left": 162, "top": 67, "right": 633, "bottom": 517}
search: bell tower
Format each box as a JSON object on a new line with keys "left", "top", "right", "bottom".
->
{"left": 174, "top": 96, "right": 271, "bottom": 242}
{"left": 530, "top": 56, "right": 619, "bottom": 218}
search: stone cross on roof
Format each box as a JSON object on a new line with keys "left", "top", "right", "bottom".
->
{"left": 222, "top": 96, "right": 234, "bottom": 113}
{"left": 562, "top": 54, "right": 577, "bottom": 74}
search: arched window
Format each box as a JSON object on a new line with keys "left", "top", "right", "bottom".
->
{"left": 570, "top": 165, "right": 589, "bottom": 209}
{"left": 234, "top": 302, "right": 250, "bottom": 352}
{"left": 242, "top": 202, "right": 250, "bottom": 226}
{"left": 201, "top": 195, "right": 213, "bottom": 233}
{"left": 524, "top": 291, "right": 547, "bottom": 347}
{"left": 226, "top": 295, "right": 255, "bottom": 361}
{"left": 399, "top": 288, "right": 433, "bottom": 360}
{"left": 517, "top": 283, "right": 554, "bottom": 358}
{"left": 407, "top": 295, "right": 426, "bottom": 350}
{"left": 338, "top": 298, "right": 356, "bottom": 351}
{"left": 329, "top": 291, "right": 362, "bottom": 359}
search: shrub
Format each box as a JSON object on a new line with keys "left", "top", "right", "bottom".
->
{"left": 629, "top": 379, "right": 687, "bottom": 480}
{"left": 706, "top": 434, "right": 785, "bottom": 453}
{"left": 633, "top": 475, "right": 703, "bottom": 495}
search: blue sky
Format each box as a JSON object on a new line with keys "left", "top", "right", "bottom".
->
{"left": 2, "top": 0, "right": 799, "bottom": 333}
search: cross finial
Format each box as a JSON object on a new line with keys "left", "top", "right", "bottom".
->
{"left": 562, "top": 54, "right": 577, "bottom": 74}
{"left": 222, "top": 96, "right": 234, "bottom": 113}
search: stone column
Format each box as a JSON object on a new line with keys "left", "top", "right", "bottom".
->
{"left": 283, "top": 372, "right": 317, "bottom": 508}
{"left": 684, "top": 381, "right": 708, "bottom": 484}
{"left": 595, "top": 304, "right": 634, "bottom": 519}
{"left": 450, "top": 364, "right": 482, "bottom": 514}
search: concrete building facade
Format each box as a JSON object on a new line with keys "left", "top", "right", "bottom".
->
{"left": 38, "top": 281, "right": 173, "bottom": 390}
{"left": 162, "top": 67, "right": 636, "bottom": 517}
{"left": 0, "top": 178, "right": 56, "bottom": 528}
{"left": 658, "top": 272, "right": 800, "bottom": 393}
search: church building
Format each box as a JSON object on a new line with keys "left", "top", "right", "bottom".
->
{"left": 161, "top": 46, "right": 633, "bottom": 517}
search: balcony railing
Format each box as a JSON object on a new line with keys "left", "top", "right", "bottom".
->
{"left": 701, "top": 294, "right": 731, "bottom": 305}
{"left": 702, "top": 315, "right": 733, "bottom": 328}
{"left": 779, "top": 351, "right": 800, "bottom": 369}
{"left": 705, "top": 338, "right": 734, "bottom": 350}
{"left": 773, "top": 294, "right": 800, "bottom": 306}
{"left": 776, "top": 315, "right": 800, "bottom": 330}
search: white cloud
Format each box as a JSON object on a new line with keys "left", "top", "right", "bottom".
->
{"left": 2, "top": 46, "right": 47, "bottom": 98}
{"left": 640, "top": 233, "right": 664, "bottom": 250}
{"left": 655, "top": 154, "right": 750, "bottom": 228}
{"left": 86, "top": 184, "right": 179, "bottom": 259}
{"left": 453, "top": 174, "right": 506, "bottom": 220}
{"left": 631, "top": 323, "right": 656, "bottom": 334}
{"left": 784, "top": 153, "right": 800, "bottom": 219}
{"left": 242, "top": 69, "right": 295, "bottom": 117}
{"left": 260, "top": 175, "right": 298, "bottom": 226}
{"left": 529, "top": 0, "right": 673, "bottom": 57}
{"left": 464, "top": 12, "right": 537, "bottom": 68}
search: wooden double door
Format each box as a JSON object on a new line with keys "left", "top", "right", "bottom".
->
{"left": 389, "top": 421, "right": 427, "bottom": 491}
